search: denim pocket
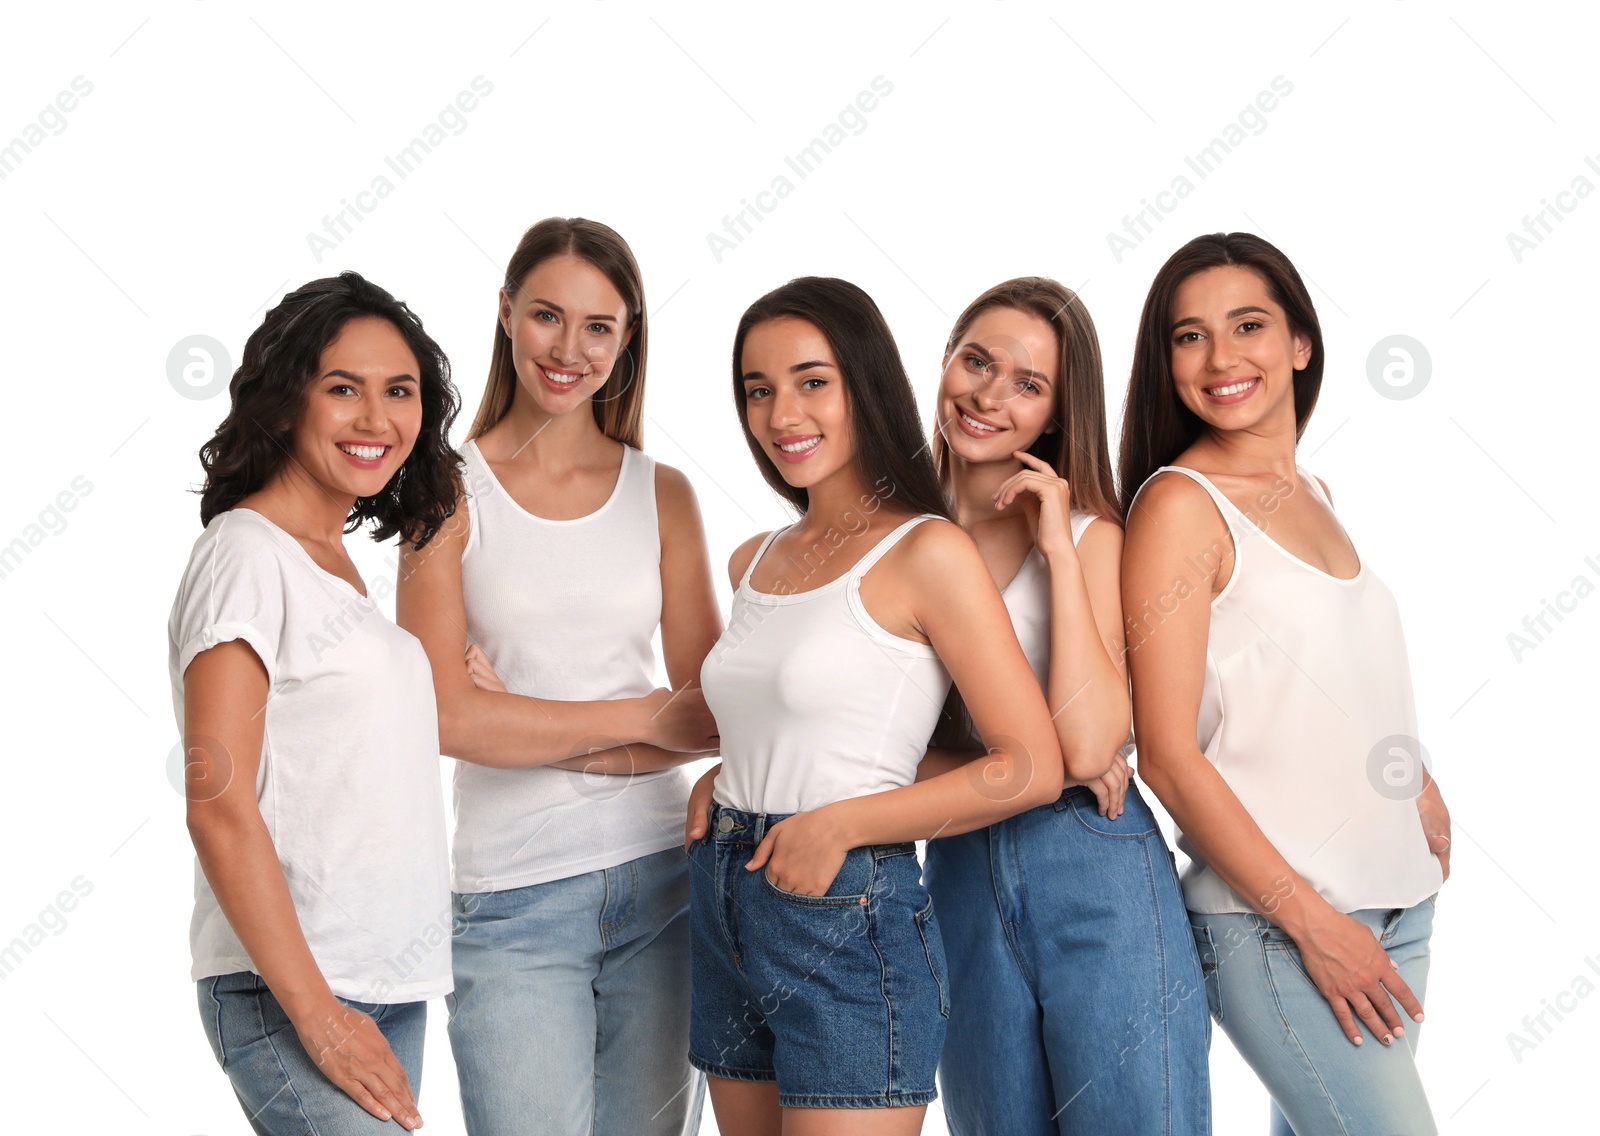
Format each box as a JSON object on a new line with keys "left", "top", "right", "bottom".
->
{"left": 762, "top": 847, "right": 875, "bottom": 906}
{"left": 1191, "top": 921, "right": 1223, "bottom": 1024}
{"left": 1259, "top": 923, "right": 1317, "bottom": 990}
{"left": 1065, "top": 783, "right": 1159, "bottom": 838}
{"left": 914, "top": 897, "right": 951, "bottom": 1018}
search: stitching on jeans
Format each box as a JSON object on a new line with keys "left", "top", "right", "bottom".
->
{"left": 203, "top": 978, "right": 227, "bottom": 1066}
{"left": 866, "top": 861, "right": 900, "bottom": 1096}
{"left": 1135, "top": 838, "right": 1178, "bottom": 1136}
{"left": 991, "top": 827, "right": 1039, "bottom": 995}
{"left": 1259, "top": 941, "right": 1352, "bottom": 1136}
{"left": 249, "top": 979, "right": 322, "bottom": 1135}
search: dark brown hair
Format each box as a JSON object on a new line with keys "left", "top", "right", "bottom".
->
{"left": 934, "top": 277, "right": 1121, "bottom": 523}
{"left": 467, "top": 217, "right": 647, "bottom": 448}
{"left": 1117, "top": 232, "right": 1323, "bottom": 515}
{"left": 731, "top": 277, "right": 949, "bottom": 520}
{"left": 198, "top": 271, "right": 462, "bottom": 549}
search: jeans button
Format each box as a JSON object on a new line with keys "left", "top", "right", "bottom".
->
{"left": 717, "top": 815, "right": 735, "bottom": 834}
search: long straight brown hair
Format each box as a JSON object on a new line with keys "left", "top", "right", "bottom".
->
{"left": 467, "top": 217, "right": 647, "bottom": 448}
{"left": 933, "top": 277, "right": 1121, "bottom": 523}
{"left": 1117, "top": 232, "right": 1324, "bottom": 516}
{"left": 731, "top": 277, "right": 950, "bottom": 521}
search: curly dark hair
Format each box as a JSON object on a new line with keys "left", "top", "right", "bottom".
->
{"left": 197, "top": 272, "right": 462, "bottom": 549}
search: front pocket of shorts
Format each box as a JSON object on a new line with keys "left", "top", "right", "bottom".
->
{"left": 1191, "top": 922, "right": 1224, "bottom": 1024}
{"left": 914, "top": 898, "right": 951, "bottom": 1018}
{"left": 761, "top": 848, "right": 874, "bottom": 907}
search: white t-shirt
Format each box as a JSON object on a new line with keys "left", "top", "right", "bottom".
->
{"left": 168, "top": 509, "right": 452, "bottom": 1003}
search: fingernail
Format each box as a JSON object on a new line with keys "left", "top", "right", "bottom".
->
{"left": 1382, "top": 1034, "right": 1393, "bottom": 1045}
{"left": 1394, "top": 1025, "right": 1405, "bottom": 1037}
{"left": 1351, "top": 1035, "right": 1362, "bottom": 1045}
{"left": 1413, "top": 1011, "right": 1425, "bottom": 1022}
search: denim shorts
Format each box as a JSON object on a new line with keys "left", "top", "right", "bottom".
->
{"left": 686, "top": 805, "right": 949, "bottom": 1109}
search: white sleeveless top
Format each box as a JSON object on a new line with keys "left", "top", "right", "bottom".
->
{"left": 702, "top": 514, "right": 954, "bottom": 815}
{"left": 451, "top": 439, "right": 689, "bottom": 893}
{"left": 1132, "top": 466, "right": 1443, "bottom": 914}
{"left": 999, "top": 510, "right": 1100, "bottom": 689}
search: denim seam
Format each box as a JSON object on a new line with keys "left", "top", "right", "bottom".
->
{"left": 202, "top": 977, "right": 227, "bottom": 1066}
{"left": 1258, "top": 938, "right": 1353, "bottom": 1136}
{"left": 686, "top": 1052, "right": 777, "bottom": 1083}
{"left": 868, "top": 862, "right": 901, "bottom": 1096}
{"left": 777, "top": 1088, "right": 938, "bottom": 1109}
{"left": 249, "top": 978, "right": 320, "bottom": 1135}
{"left": 913, "top": 899, "right": 950, "bottom": 1019}
{"left": 991, "top": 826, "right": 1040, "bottom": 996}
{"left": 1137, "top": 837, "right": 1177, "bottom": 1136}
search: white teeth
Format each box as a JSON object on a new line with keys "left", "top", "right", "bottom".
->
{"left": 1208, "top": 379, "right": 1258, "bottom": 397}
{"left": 779, "top": 437, "right": 820, "bottom": 453}
{"left": 960, "top": 410, "right": 1000, "bottom": 433}
{"left": 339, "top": 444, "right": 385, "bottom": 460}
{"left": 544, "top": 367, "right": 583, "bottom": 383}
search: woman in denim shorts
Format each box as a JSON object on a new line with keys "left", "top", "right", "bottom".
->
{"left": 685, "top": 277, "right": 1105, "bottom": 1133}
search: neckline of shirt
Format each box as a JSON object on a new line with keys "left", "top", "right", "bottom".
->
{"left": 229, "top": 508, "right": 372, "bottom": 601}
{"left": 1161, "top": 465, "right": 1366, "bottom": 586}
{"left": 464, "top": 437, "right": 633, "bottom": 526}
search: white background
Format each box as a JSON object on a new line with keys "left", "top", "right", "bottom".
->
{"left": 1, "top": 2, "right": 1594, "bottom": 1132}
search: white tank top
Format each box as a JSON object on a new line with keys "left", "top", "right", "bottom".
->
{"left": 702, "top": 514, "right": 954, "bottom": 815}
{"left": 451, "top": 439, "right": 689, "bottom": 893}
{"left": 1000, "top": 510, "right": 1100, "bottom": 689}
{"left": 1132, "top": 466, "right": 1443, "bottom": 914}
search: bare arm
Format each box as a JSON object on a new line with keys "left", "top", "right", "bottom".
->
{"left": 184, "top": 642, "right": 422, "bottom": 1129}
{"left": 1043, "top": 518, "right": 1130, "bottom": 777}
{"left": 395, "top": 493, "right": 715, "bottom": 767}
{"left": 1125, "top": 472, "right": 1424, "bottom": 1046}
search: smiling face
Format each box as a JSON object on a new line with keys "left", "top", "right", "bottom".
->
{"left": 740, "top": 317, "right": 856, "bottom": 493}
{"left": 287, "top": 315, "right": 423, "bottom": 501}
{"left": 1168, "top": 265, "right": 1312, "bottom": 433}
{"left": 500, "top": 252, "right": 634, "bottom": 416}
{"left": 936, "top": 305, "right": 1059, "bottom": 464}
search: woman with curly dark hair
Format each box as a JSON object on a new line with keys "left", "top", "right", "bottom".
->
{"left": 170, "top": 271, "right": 462, "bottom": 1134}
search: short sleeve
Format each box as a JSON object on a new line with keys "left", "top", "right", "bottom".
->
{"left": 169, "top": 513, "right": 289, "bottom": 687}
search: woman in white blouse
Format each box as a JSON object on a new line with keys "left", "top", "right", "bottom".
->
{"left": 1119, "top": 232, "right": 1452, "bottom": 1135}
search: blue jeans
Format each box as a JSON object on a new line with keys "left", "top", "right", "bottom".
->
{"left": 1190, "top": 895, "right": 1438, "bottom": 1136}
{"left": 197, "top": 971, "right": 426, "bottom": 1135}
{"left": 687, "top": 805, "right": 949, "bottom": 1108}
{"left": 923, "top": 783, "right": 1212, "bottom": 1135}
{"left": 447, "top": 845, "right": 704, "bottom": 1136}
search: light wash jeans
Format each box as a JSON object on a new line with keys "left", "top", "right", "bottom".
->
{"left": 924, "top": 783, "right": 1212, "bottom": 1135}
{"left": 198, "top": 970, "right": 426, "bottom": 1135}
{"left": 447, "top": 845, "right": 705, "bottom": 1136}
{"left": 1190, "top": 894, "right": 1438, "bottom": 1136}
